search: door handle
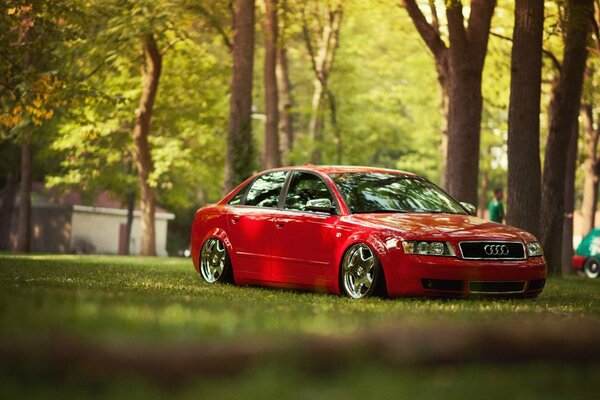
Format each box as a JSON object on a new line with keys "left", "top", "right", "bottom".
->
{"left": 231, "top": 216, "right": 240, "bottom": 224}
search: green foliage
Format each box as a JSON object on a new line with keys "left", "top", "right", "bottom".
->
{"left": 2, "top": 0, "right": 598, "bottom": 248}
{"left": 47, "top": 1, "right": 230, "bottom": 226}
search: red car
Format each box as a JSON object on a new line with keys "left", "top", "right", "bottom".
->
{"left": 190, "top": 166, "right": 547, "bottom": 298}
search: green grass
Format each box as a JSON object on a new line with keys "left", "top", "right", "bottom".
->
{"left": 1, "top": 254, "right": 600, "bottom": 399}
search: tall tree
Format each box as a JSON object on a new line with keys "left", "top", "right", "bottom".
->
{"left": 403, "top": 0, "right": 450, "bottom": 188}
{"left": 15, "top": 7, "right": 33, "bottom": 253}
{"left": 580, "top": 103, "right": 600, "bottom": 234}
{"left": 562, "top": 121, "right": 578, "bottom": 275}
{"left": 276, "top": 0, "right": 294, "bottom": 163}
{"left": 263, "top": 0, "right": 281, "bottom": 169}
{"left": 0, "top": 2, "right": 79, "bottom": 253}
{"left": 403, "top": 0, "right": 496, "bottom": 205}
{"left": 224, "top": 0, "right": 256, "bottom": 193}
{"left": 133, "top": 34, "right": 162, "bottom": 256}
{"left": 580, "top": 11, "right": 600, "bottom": 235}
{"left": 506, "top": 0, "right": 544, "bottom": 237}
{"left": 302, "top": 1, "right": 343, "bottom": 164}
{"left": 0, "top": 169, "right": 18, "bottom": 250}
{"left": 540, "top": 0, "right": 594, "bottom": 274}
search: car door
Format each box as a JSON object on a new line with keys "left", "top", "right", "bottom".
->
{"left": 271, "top": 171, "right": 338, "bottom": 287}
{"left": 227, "top": 170, "right": 288, "bottom": 282}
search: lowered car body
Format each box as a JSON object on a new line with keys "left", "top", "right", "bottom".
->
{"left": 191, "top": 166, "right": 547, "bottom": 298}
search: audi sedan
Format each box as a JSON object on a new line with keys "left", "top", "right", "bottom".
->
{"left": 190, "top": 166, "right": 547, "bottom": 298}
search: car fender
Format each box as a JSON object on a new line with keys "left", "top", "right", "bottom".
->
{"left": 334, "top": 230, "right": 394, "bottom": 294}
{"left": 191, "top": 207, "right": 233, "bottom": 271}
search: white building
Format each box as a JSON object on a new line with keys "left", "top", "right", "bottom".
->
{"left": 8, "top": 183, "right": 175, "bottom": 256}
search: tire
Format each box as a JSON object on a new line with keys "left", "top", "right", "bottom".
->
{"left": 583, "top": 256, "right": 600, "bottom": 279}
{"left": 340, "top": 243, "right": 384, "bottom": 299}
{"left": 199, "top": 237, "right": 233, "bottom": 283}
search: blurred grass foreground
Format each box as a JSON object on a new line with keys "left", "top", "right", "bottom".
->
{"left": 1, "top": 254, "right": 600, "bottom": 399}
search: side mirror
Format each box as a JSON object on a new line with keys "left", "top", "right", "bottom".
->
{"left": 305, "top": 198, "right": 335, "bottom": 214}
{"left": 460, "top": 202, "right": 477, "bottom": 216}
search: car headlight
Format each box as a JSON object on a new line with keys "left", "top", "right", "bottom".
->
{"left": 527, "top": 242, "right": 544, "bottom": 257}
{"left": 402, "top": 241, "right": 456, "bottom": 257}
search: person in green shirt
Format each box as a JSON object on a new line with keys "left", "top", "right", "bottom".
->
{"left": 488, "top": 187, "right": 505, "bottom": 223}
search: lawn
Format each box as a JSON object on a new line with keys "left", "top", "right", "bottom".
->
{"left": 1, "top": 254, "right": 600, "bottom": 399}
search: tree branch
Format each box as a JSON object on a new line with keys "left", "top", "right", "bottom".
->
{"left": 489, "top": 31, "right": 562, "bottom": 73}
{"left": 302, "top": 4, "right": 321, "bottom": 80}
{"left": 321, "top": 3, "right": 343, "bottom": 82}
{"left": 428, "top": 0, "right": 440, "bottom": 34}
{"left": 446, "top": 0, "right": 468, "bottom": 55}
{"left": 194, "top": 3, "right": 232, "bottom": 50}
{"left": 466, "top": 0, "right": 496, "bottom": 66}
{"left": 591, "top": 5, "right": 600, "bottom": 53}
{"left": 402, "top": 0, "right": 447, "bottom": 58}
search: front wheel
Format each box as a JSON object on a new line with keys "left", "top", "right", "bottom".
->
{"left": 199, "top": 238, "right": 233, "bottom": 283}
{"left": 583, "top": 257, "right": 600, "bottom": 279}
{"left": 340, "top": 243, "right": 383, "bottom": 299}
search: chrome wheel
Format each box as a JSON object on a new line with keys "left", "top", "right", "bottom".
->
{"left": 200, "top": 238, "right": 227, "bottom": 283}
{"left": 342, "top": 243, "right": 377, "bottom": 299}
{"left": 584, "top": 257, "right": 600, "bottom": 279}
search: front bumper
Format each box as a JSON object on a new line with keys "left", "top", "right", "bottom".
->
{"left": 383, "top": 254, "right": 547, "bottom": 297}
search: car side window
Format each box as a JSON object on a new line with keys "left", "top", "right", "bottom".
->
{"left": 228, "top": 185, "right": 249, "bottom": 205}
{"left": 244, "top": 171, "right": 288, "bottom": 208}
{"left": 284, "top": 172, "right": 334, "bottom": 212}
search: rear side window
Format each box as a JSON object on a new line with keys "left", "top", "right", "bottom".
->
{"left": 244, "top": 171, "right": 288, "bottom": 208}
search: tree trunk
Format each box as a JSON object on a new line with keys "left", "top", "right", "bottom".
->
{"left": 445, "top": 68, "right": 484, "bottom": 205}
{"left": 581, "top": 104, "right": 599, "bottom": 235}
{"left": 0, "top": 169, "right": 18, "bottom": 250}
{"left": 437, "top": 70, "right": 449, "bottom": 190}
{"left": 124, "top": 191, "right": 135, "bottom": 255}
{"left": 16, "top": 10, "right": 32, "bottom": 254}
{"left": 540, "top": 0, "right": 593, "bottom": 275}
{"left": 478, "top": 169, "right": 488, "bottom": 219}
{"left": 328, "top": 90, "right": 341, "bottom": 164}
{"left": 262, "top": 0, "right": 281, "bottom": 170}
{"left": 16, "top": 130, "right": 32, "bottom": 253}
{"left": 133, "top": 34, "right": 162, "bottom": 257}
{"left": 309, "top": 79, "right": 325, "bottom": 163}
{"left": 506, "top": 0, "right": 544, "bottom": 237}
{"left": 276, "top": 40, "right": 294, "bottom": 163}
{"left": 224, "top": 0, "right": 255, "bottom": 193}
{"left": 562, "top": 121, "right": 579, "bottom": 275}
{"left": 302, "top": 2, "right": 343, "bottom": 165}
{"left": 403, "top": 0, "right": 495, "bottom": 205}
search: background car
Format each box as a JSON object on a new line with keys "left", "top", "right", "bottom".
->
{"left": 190, "top": 166, "right": 547, "bottom": 298}
{"left": 571, "top": 228, "right": 600, "bottom": 278}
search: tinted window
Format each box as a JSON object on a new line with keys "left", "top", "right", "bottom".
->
{"left": 329, "top": 172, "right": 465, "bottom": 214}
{"left": 285, "top": 172, "right": 334, "bottom": 212}
{"left": 245, "top": 171, "right": 287, "bottom": 208}
{"left": 228, "top": 185, "right": 249, "bottom": 205}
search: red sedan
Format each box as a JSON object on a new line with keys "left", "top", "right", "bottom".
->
{"left": 190, "top": 166, "right": 547, "bottom": 298}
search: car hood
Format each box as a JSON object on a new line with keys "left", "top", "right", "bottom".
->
{"left": 346, "top": 213, "right": 536, "bottom": 242}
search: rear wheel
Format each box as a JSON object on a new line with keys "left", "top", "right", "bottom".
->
{"left": 199, "top": 238, "right": 232, "bottom": 283}
{"left": 340, "top": 243, "right": 383, "bottom": 299}
{"left": 583, "top": 257, "right": 600, "bottom": 279}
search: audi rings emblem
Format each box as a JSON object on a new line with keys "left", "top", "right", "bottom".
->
{"left": 484, "top": 244, "right": 509, "bottom": 256}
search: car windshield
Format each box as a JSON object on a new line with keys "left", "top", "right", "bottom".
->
{"left": 329, "top": 172, "right": 466, "bottom": 214}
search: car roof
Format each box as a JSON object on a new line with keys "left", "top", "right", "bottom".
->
{"left": 264, "top": 165, "right": 417, "bottom": 176}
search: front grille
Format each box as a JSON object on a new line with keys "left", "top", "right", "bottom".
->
{"left": 469, "top": 281, "right": 526, "bottom": 294}
{"left": 422, "top": 279, "right": 464, "bottom": 292}
{"left": 459, "top": 241, "right": 526, "bottom": 260}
